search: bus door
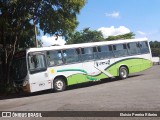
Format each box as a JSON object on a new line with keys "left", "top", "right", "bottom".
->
{"left": 28, "top": 52, "right": 51, "bottom": 92}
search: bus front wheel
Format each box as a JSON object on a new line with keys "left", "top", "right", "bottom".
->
{"left": 119, "top": 66, "right": 128, "bottom": 79}
{"left": 53, "top": 78, "right": 66, "bottom": 92}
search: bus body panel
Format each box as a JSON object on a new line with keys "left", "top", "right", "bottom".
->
{"left": 48, "top": 63, "right": 83, "bottom": 85}
{"left": 28, "top": 70, "right": 52, "bottom": 92}
{"left": 12, "top": 38, "right": 153, "bottom": 93}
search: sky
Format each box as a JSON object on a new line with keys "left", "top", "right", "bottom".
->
{"left": 41, "top": 0, "right": 160, "bottom": 46}
{"left": 77, "top": 0, "right": 160, "bottom": 39}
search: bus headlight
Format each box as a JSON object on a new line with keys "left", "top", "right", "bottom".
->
{"left": 23, "top": 80, "right": 28, "bottom": 86}
{"left": 13, "top": 82, "right": 16, "bottom": 87}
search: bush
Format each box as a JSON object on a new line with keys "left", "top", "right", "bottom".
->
{"left": 0, "top": 83, "right": 16, "bottom": 95}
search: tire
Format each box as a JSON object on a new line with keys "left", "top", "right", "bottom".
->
{"left": 119, "top": 66, "right": 128, "bottom": 79}
{"left": 53, "top": 78, "right": 66, "bottom": 92}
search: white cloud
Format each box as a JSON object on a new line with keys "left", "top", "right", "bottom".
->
{"left": 137, "top": 31, "right": 146, "bottom": 35}
{"left": 98, "top": 26, "right": 131, "bottom": 38}
{"left": 138, "top": 31, "right": 145, "bottom": 35}
{"left": 105, "top": 11, "right": 120, "bottom": 18}
{"left": 41, "top": 35, "right": 66, "bottom": 47}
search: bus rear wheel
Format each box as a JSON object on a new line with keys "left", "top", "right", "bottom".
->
{"left": 53, "top": 78, "right": 66, "bottom": 92}
{"left": 119, "top": 66, "right": 128, "bottom": 79}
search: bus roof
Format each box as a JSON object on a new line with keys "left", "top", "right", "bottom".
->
{"left": 27, "top": 38, "right": 148, "bottom": 53}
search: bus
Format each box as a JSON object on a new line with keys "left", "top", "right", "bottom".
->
{"left": 12, "top": 38, "right": 153, "bottom": 93}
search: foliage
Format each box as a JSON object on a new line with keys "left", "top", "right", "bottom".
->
{"left": 67, "top": 30, "right": 135, "bottom": 44}
{"left": 150, "top": 41, "right": 160, "bottom": 48}
{"left": 106, "top": 32, "right": 135, "bottom": 41}
{"left": 0, "top": 0, "right": 86, "bottom": 46}
{"left": 0, "top": 0, "right": 86, "bottom": 86}
{"left": 67, "top": 28, "right": 105, "bottom": 44}
{"left": 150, "top": 41, "right": 160, "bottom": 57}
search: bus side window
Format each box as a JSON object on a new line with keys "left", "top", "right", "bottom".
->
{"left": 127, "top": 42, "right": 141, "bottom": 55}
{"left": 113, "top": 44, "right": 128, "bottom": 57}
{"left": 93, "top": 47, "right": 98, "bottom": 59}
{"left": 127, "top": 43, "right": 130, "bottom": 49}
{"left": 140, "top": 41, "right": 149, "bottom": 54}
{"left": 113, "top": 45, "right": 116, "bottom": 51}
{"left": 62, "top": 49, "right": 79, "bottom": 64}
{"left": 98, "top": 45, "right": 113, "bottom": 59}
{"left": 81, "top": 47, "right": 94, "bottom": 61}
{"left": 97, "top": 46, "right": 101, "bottom": 52}
{"left": 47, "top": 50, "right": 63, "bottom": 66}
{"left": 109, "top": 45, "right": 113, "bottom": 51}
{"left": 76, "top": 48, "right": 81, "bottom": 54}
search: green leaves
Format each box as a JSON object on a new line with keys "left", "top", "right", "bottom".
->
{"left": 150, "top": 41, "right": 160, "bottom": 57}
{"left": 67, "top": 30, "right": 136, "bottom": 44}
{"left": 0, "top": 0, "right": 86, "bottom": 47}
{"left": 0, "top": 0, "right": 87, "bottom": 85}
{"left": 106, "top": 32, "right": 135, "bottom": 41}
{"left": 67, "top": 28, "right": 105, "bottom": 44}
{"left": 37, "top": 0, "right": 86, "bottom": 35}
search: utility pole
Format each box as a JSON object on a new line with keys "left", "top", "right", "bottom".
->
{"left": 34, "top": 24, "right": 38, "bottom": 47}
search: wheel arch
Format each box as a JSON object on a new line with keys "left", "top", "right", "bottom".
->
{"left": 54, "top": 75, "right": 68, "bottom": 86}
{"left": 118, "top": 65, "right": 129, "bottom": 75}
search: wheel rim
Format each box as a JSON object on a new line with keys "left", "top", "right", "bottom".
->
{"left": 55, "top": 80, "right": 64, "bottom": 90}
{"left": 121, "top": 68, "right": 127, "bottom": 78}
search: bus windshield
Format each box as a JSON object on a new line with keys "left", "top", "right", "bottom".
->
{"left": 12, "top": 58, "right": 27, "bottom": 80}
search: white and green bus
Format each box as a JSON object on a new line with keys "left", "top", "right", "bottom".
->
{"left": 12, "top": 38, "right": 153, "bottom": 93}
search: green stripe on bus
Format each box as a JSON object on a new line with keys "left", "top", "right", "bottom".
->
{"left": 57, "top": 69, "right": 98, "bottom": 81}
{"left": 57, "top": 58, "right": 152, "bottom": 86}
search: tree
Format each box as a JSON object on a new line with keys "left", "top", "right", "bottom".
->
{"left": 106, "top": 32, "right": 135, "bottom": 41}
{"left": 150, "top": 41, "right": 160, "bottom": 57}
{"left": 0, "top": 0, "right": 86, "bottom": 86}
{"left": 67, "top": 28, "right": 105, "bottom": 44}
{"left": 150, "top": 41, "right": 160, "bottom": 48}
{"left": 151, "top": 48, "right": 160, "bottom": 57}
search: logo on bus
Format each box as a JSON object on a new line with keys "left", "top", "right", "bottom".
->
{"left": 96, "top": 60, "right": 110, "bottom": 67}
